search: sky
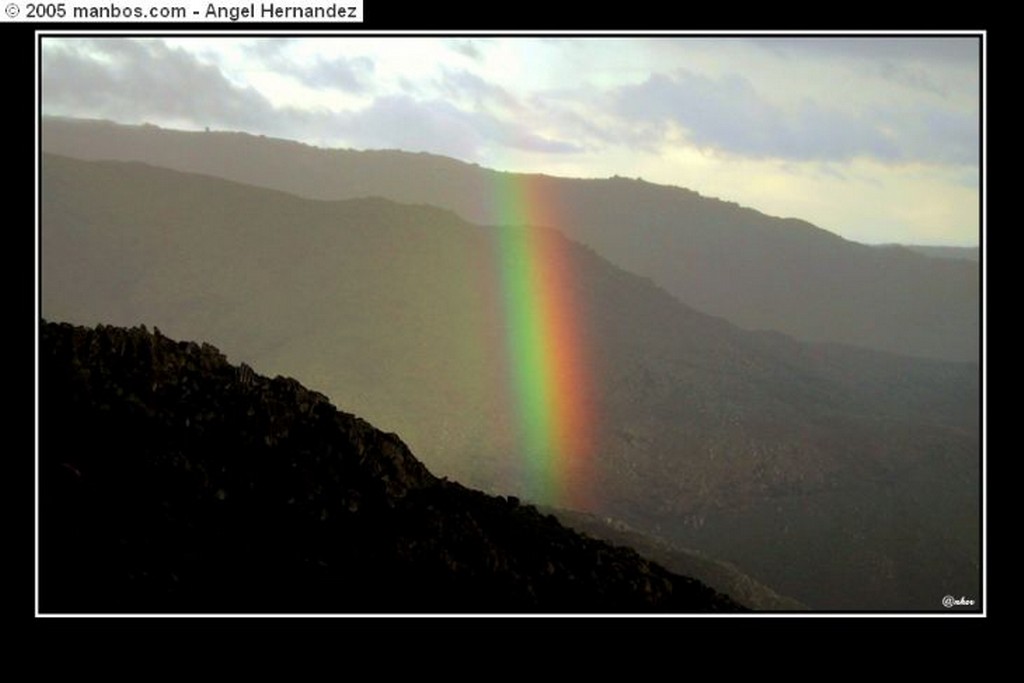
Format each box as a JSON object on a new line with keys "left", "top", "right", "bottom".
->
{"left": 40, "top": 34, "right": 982, "bottom": 246}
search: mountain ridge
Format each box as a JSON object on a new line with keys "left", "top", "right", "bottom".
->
{"left": 41, "top": 116, "right": 980, "bottom": 362}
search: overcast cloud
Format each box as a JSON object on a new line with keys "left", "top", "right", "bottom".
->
{"left": 43, "top": 39, "right": 278, "bottom": 130}
{"left": 612, "top": 70, "right": 905, "bottom": 162}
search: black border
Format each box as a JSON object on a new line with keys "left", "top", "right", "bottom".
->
{"left": 28, "top": 22, "right": 988, "bottom": 634}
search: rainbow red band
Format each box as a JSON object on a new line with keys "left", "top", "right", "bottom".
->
{"left": 490, "top": 173, "right": 595, "bottom": 509}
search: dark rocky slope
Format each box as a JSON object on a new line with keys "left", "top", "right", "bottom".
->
{"left": 39, "top": 321, "right": 742, "bottom": 613}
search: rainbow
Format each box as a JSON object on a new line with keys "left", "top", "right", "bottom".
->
{"left": 487, "top": 172, "right": 596, "bottom": 509}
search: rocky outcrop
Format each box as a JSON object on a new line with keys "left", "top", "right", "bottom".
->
{"left": 39, "top": 321, "right": 743, "bottom": 613}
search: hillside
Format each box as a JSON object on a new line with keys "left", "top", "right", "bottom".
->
{"left": 39, "top": 321, "right": 743, "bottom": 613}
{"left": 543, "top": 507, "right": 806, "bottom": 611}
{"left": 40, "top": 153, "right": 981, "bottom": 610}
{"left": 41, "top": 116, "right": 980, "bottom": 362}
{"left": 890, "top": 244, "right": 980, "bottom": 263}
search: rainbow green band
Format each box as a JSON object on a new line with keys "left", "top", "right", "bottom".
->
{"left": 490, "top": 173, "right": 594, "bottom": 509}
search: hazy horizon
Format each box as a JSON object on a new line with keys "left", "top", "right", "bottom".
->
{"left": 45, "top": 114, "right": 984, "bottom": 251}
{"left": 40, "top": 34, "right": 983, "bottom": 248}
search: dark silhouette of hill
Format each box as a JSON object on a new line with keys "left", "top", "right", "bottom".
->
{"left": 40, "top": 153, "right": 981, "bottom": 611}
{"left": 41, "top": 116, "right": 980, "bottom": 362}
{"left": 39, "top": 321, "right": 743, "bottom": 613}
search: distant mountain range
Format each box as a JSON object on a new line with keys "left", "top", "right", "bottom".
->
{"left": 883, "top": 244, "right": 980, "bottom": 263}
{"left": 40, "top": 152, "right": 980, "bottom": 610}
{"left": 541, "top": 507, "right": 806, "bottom": 611}
{"left": 40, "top": 321, "right": 743, "bottom": 613}
{"left": 41, "top": 117, "right": 980, "bottom": 362}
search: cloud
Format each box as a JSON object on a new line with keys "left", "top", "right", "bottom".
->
{"left": 437, "top": 68, "right": 521, "bottom": 111}
{"left": 334, "top": 95, "right": 488, "bottom": 157}
{"left": 42, "top": 35, "right": 973, "bottom": 178}
{"left": 41, "top": 38, "right": 582, "bottom": 162}
{"left": 43, "top": 38, "right": 278, "bottom": 130}
{"left": 879, "top": 105, "right": 979, "bottom": 166}
{"left": 333, "top": 95, "right": 582, "bottom": 159}
{"left": 612, "top": 71, "right": 902, "bottom": 162}
{"left": 244, "top": 38, "right": 376, "bottom": 93}
{"left": 294, "top": 56, "right": 375, "bottom": 92}
{"left": 522, "top": 89, "right": 634, "bottom": 151}
{"left": 449, "top": 40, "right": 483, "bottom": 61}
{"left": 745, "top": 36, "right": 978, "bottom": 101}
{"left": 877, "top": 60, "right": 950, "bottom": 98}
{"left": 744, "top": 37, "right": 979, "bottom": 69}
{"left": 607, "top": 69, "right": 982, "bottom": 166}
{"left": 513, "top": 133, "right": 583, "bottom": 154}
{"left": 242, "top": 37, "right": 293, "bottom": 60}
